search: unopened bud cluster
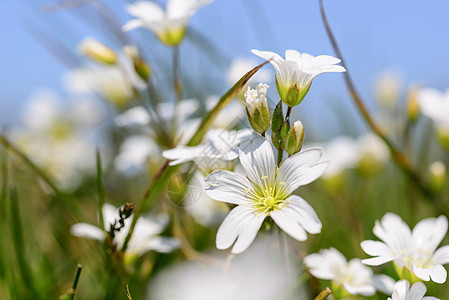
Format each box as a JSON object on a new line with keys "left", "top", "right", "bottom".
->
{"left": 244, "top": 83, "right": 271, "bottom": 134}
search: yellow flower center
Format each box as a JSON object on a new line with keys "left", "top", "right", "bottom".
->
{"left": 246, "top": 175, "right": 289, "bottom": 215}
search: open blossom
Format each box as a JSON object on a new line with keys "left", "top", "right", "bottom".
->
{"left": 163, "top": 128, "right": 252, "bottom": 173}
{"left": 361, "top": 213, "right": 449, "bottom": 283}
{"left": 388, "top": 280, "right": 438, "bottom": 300}
{"left": 251, "top": 49, "right": 345, "bottom": 107}
{"left": 71, "top": 203, "right": 179, "bottom": 258}
{"left": 418, "top": 88, "right": 449, "bottom": 150}
{"left": 123, "top": 0, "right": 213, "bottom": 46}
{"left": 305, "top": 247, "right": 396, "bottom": 297}
{"left": 205, "top": 132, "right": 329, "bottom": 254}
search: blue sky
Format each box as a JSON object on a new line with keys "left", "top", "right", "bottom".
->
{"left": 2, "top": 0, "right": 449, "bottom": 135}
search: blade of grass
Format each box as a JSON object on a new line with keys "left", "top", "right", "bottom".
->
{"left": 96, "top": 149, "right": 105, "bottom": 233}
{"left": 319, "top": 0, "right": 440, "bottom": 206}
{"left": 59, "top": 264, "right": 82, "bottom": 300}
{"left": 10, "top": 186, "right": 38, "bottom": 299}
{"left": 121, "top": 61, "right": 268, "bottom": 252}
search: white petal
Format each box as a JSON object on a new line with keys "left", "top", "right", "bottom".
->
{"left": 412, "top": 215, "right": 448, "bottom": 253}
{"left": 408, "top": 281, "right": 427, "bottom": 299}
{"left": 238, "top": 132, "right": 276, "bottom": 186}
{"left": 277, "top": 147, "right": 329, "bottom": 194}
{"left": 412, "top": 264, "right": 447, "bottom": 283}
{"left": 373, "top": 213, "right": 412, "bottom": 253}
{"left": 360, "top": 240, "right": 395, "bottom": 263}
{"left": 304, "top": 247, "right": 346, "bottom": 280}
{"left": 115, "top": 106, "right": 150, "bottom": 126}
{"left": 126, "top": 1, "right": 165, "bottom": 21}
{"left": 205, "top": 170, "right": 253, "bottom": 205}
{"left": 162, "top": 145, "right": 205, "bottom": 165}
{"left": 361, "top": 256, "right": 394, "bottom": 266}
{"left": 216, "top": 205, "right": 265, "bottom": 254}
{"left": 274, "top": 195, "right": 322, "bottom": 235}
{"left": 271, "top": 208, "right": 307, "bottom": 241}
{"left": 102, "top": 203, "right": 119, "bottom": 228}
{"left": 372, "top": 274, "right": 395, "bottom": 295}
{"left": 343, "top": 281, "right": 375, "bottom": 296}
{"left": 137, "top": 236, "right": 180, "bottom": 254}
{"left": 433, "top": 245, "right": 449, "bottom": 265}
{"left": 70, "top": 223, "right": 105, "bottom": 241}
{"left": 392, "top": 280, "right": 409, "bottom": 300}
{"left": 122, "top": 19, "right": 145, "bottom": 31}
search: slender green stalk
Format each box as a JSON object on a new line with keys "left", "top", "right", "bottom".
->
{"left": 319, "top": 0, "right": 437, "bottom": 203}
{"left": 96, "top": 149, "right": 106, "bottom": 233}
{"left": 10, "top": 186, "right": 38, "bottom": 299}
{"left": 314, "top": 287, "right": 332, "bottom": 300}
{"left": 121, "top": 61, "right": 269, "bottom": 252}
{"left": 173, "top": 46, "right": 182, "bottom": 102}
{"left": 59, "top": 264, "right": 83, "bottom": 300}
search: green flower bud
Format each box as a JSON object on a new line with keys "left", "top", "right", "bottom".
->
{"left": 78, "top": 37, "right": 117, "bottom": 65}
{"left": 429, "top": 161, "right": 446, "bottom": 193}
{"left": 124, "top": 45, "right": 151, "bottom": 82}
{"left": 406, "top": 86, "right": 420, "bottom": 123}
{"left": 244, "top": 83, "right": 271, "bottom": 134}
{"left": 437, "top": 127, "right": 449, "bottom": 151}
{"left": 271, "top": 100, "right": 284, "bottom": 149}
{"left": 284, "top": 121, "right": 304, "bottom": 155}
{"left": 276, "top": 76, "right": 311, "bottom": 107}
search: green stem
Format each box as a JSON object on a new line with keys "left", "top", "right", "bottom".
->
{"left": 96, "top": 149, "right": 106, "bottom": 233}
{"left": 173, "top": 46, "right": 182, "bottom": 103}
{"left": 68, "top": 264, "right": 82, "bottom": 300}
{"left": 314, "top": 287, "right": 332, "bottom": 300}
{"left": 319, "top": 0, "right": 438, "bottom": 204}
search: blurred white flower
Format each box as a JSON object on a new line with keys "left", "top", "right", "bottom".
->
{"left": 205, "top": 132, "right": 329, "bottom": 254}
{"left": 361, "top": 213, "right": 449, "bottom": 283}
{"left": 71, "top": 203, "right": 179, "bottom": 257}
{"left": 375, "top": 69, "right": 403, "bottom": 110}
{"left": 418, "top": 88, "right": 449, "bottom": 130}
{"left": 388, "top": 280, "right": 438, "bottom": 300}
{"left": 114, "top": 135, "right": 160, "bottom": 176}
{"left": 123, "top": 0, "right": 213, "bottom": 46}
{"left": 321, "top": 136, "right": 359, "bottom": 179}
{"left": 12, "top": 89, "right": 106, "bottom": 190}
{"left": 305, "top": 248, "right": 378, "bottom": 297}
{"left": 148, "top": 237, "right": 304, "bottom": 300}
{"left": 227, "top": 57, "right": 271, "bottom": 87}
{"left": 251, "top": 49, "right": 345, "bottom": 107}
{"left": 163, "top": 128, "right": 252, "bottom": 173}
{"left": 64, "top": 65, "right": 134, "bottom": 107}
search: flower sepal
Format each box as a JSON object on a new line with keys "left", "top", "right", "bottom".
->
{"left": 284, "top": 121, "right": 304, "bottom": 156}
{"left": 394, "top": 262, "right": 422, "bottom": 285}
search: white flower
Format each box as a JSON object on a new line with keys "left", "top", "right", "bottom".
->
{"left": 71, "top": 203, "right": 179, "bottom": 257}
{"left": 320, "top": 136, "right": 359, "bottom": 179}
{"left": 375, "top": 69, "right": 403, "bottom": 109}
{"left": 251, "top": 49, "right": 345, "bottom": 107}
{"left": 114, "top": 135, "right": 160, "bottom": 176}
{"left": 418, "top": 88, "right": 449, "bottom": 130}
{"left": 305, "top": 248, "right": 376, "bottom": 296}
{"left": 123, "top": 0, "right": 213, "bottom": 46}
{"left": 388, "top": 280, "right": 438, "bottom": 300}
{"left": 12, "top": 89, "right": 106, "bottom": 190}
{"left": 204, "top": 132, "right": 329, "bottom": 254}
{"left": 163, "top": 128, "right": 252, "bottom": 173}
{"left": 361, "top": 213, "right": 449, "bottom": 283}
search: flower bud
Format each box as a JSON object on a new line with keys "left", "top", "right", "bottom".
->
{"left": 124, "top": 45, "right": 151, "bottom": 82}
{"left": 276, "top": 77, "right": 311, "bottom": 107}
{"left": 243, "top": 83, "right": 271, "bottom": 134}
{"left": 406, "top": 86, "right": 420, "bottom": 123}
{"left": 78, "top": 37, "right": 117, "bottom": 65}
{"left": 437, "top": 127, "right": 449, "bottom": 151}
{"left": 271, "top": 100, "right": 284, "bottom": 149}
{"left": 284, "top": 121, "right": 304, "bottom": 155}
{"left": 429, "top": 161, "right": 446, "bottom": 193}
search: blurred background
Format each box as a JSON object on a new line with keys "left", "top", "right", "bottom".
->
{"left": 1, "top": 0, "right": 449, "bottom": 299}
